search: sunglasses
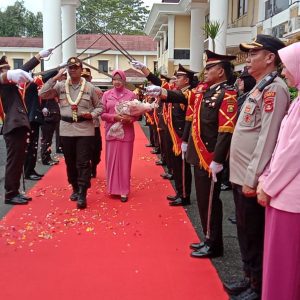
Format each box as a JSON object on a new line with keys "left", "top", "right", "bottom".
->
{"left": 68, "top": 65, "right": 81, "bottom": 70}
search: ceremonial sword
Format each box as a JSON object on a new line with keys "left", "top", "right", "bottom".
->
{"left": 182, "top": 151, "right": 186, "bottom": 199}
{"left": 206, "top": 178, "right": 215, "bottom": 239}
{"left": 33, "top": 48, "right": 111, "bottom": 77}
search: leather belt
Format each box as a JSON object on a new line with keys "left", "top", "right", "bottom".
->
{"left": 61, "top": 116, "right": 87, "bottom": 123}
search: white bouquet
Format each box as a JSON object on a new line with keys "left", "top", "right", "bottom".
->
{"left": 108, "top": 99, "right": 158, "bottom": 139}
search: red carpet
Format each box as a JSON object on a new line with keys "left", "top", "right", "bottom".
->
{"left": 0, "top": 123, "right": 227, "bottom": 300}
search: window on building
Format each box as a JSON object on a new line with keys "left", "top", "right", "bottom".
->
{"left": 265, "top": 0, "right": 289, "bottom": 19}
{"left": 238, "top": 0, "right": 248, "bottom": 18}
{"left": 98, "top": 60, "right": 108, "bottom": 73}
{"left": 13, "top": 58, "right": 23, "bottom": 69}
{"left": 272, "top": 23, "right": 286, "bottom": 38}
{"left": 174, "top": 49, "right": 190, "bottom": 60}
{"left": 273, "top": 0, "right": 289, "bottom": 14}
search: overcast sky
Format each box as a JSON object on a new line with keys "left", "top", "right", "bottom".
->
{"left": 0, "top": 0, "right": 161, "bottom": 13}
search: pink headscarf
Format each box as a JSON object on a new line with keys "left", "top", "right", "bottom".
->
{"left": 112, "top": 69, "right": 126, "bottom": 81}
{"left": 278, "top": 42, "right": 300, "bottom": 90}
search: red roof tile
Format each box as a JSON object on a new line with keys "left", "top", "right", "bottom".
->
{"left": 0, "top": 34, "right": 156, "bottom": 51}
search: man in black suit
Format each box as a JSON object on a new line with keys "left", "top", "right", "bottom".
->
{"left": 23, "top": 75, "right": 45, "bottom": 180}
{"left": 0, "top": 49, "right": 52, "bottom": 205}
{"left": 147, "top": 51, "right": 238, "bottom": 258}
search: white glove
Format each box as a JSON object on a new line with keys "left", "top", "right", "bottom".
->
{"left": 181, "top": 143, "right": 188, "bottom": 159}
{"left": 181, "top": 142, "right": 188, "bottom": 153}
{"left": 6, "top": 69, "right": 33, "bottom": 84}
{"left": 42, "top": 107, "right": 49, "bottom": 116}
{"left": 131, "top": 60, "right": 146, "bottom": 70}
{"left": 209, "top": 161, "right": 224, "bottom": 182}
{"left": 39, "top": 48, "right": 53, "bottom": 58}
{"left": 146, "top": 85, "right": 162, "bottom": 97}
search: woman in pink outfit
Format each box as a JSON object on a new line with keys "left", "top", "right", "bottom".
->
{"left": 257, "top": 42, "right": 300, "bottom": 300}
{"left": 101, "top": 70, "right": 137, "bottom": 202}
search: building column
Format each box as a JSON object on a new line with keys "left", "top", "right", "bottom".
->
{"left": 43, "top": 0, "right": 62, "bottom": 69}
{"left": 168, "top": 15, "right": 175, "bottom": 59}
{"left": 159, "top": 38, "right": 163, "bottom": 58}
{"left": 61, "top": 0, "right": 80, "bottom": 62}
{"left": 209, "top": 0, "right": 228, "bottom": 54}
{"left": 190, "top": 7, "right": 205, "bottom": 71}
{"left": 115, "top": 54, "right": 119, "bottom": 70}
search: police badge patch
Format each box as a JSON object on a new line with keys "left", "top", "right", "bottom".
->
{"left": 263, "top": 91, "right": 275, "bottom": 113}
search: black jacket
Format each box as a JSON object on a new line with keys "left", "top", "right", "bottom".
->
{"left": 0, "top": 56, "right": 40, "bottom": 135}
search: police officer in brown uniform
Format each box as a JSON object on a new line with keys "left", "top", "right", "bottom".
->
{"left": 147, "top": 50, "right": 238, "bottom": 256}
{"left": 39, "top": 57, "right": 104, "bottom": 209}
{"left": 225, "top": 35, "right": 290, "bottom": 300}
{"left": 0, "top": 49, "right": 52, "bottom": 204}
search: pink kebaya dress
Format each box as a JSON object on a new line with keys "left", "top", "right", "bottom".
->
{"left": 101, "top": 77, "right": 136, "bottom": 196}
{"left": 260, "top": 43, "right": 300, "bottom": 300}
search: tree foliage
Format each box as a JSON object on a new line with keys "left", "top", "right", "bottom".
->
{"left": 202, "top": 21, "right": 222, "bottom": 52}
{"left": 0, "top": 0, "right": 149, "bottom": 37}
{"left": 77, "top": 0, "right": 149, "bottom": 35}
{"left": 0, "top": 1, "right": 42, "bottom": 37}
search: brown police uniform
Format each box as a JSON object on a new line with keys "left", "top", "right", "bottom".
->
{"left": 39, "top": 58, "right": 104, "bottom": 201}
{"left": 229, "top": 34, "right": 290, "bottom": 295}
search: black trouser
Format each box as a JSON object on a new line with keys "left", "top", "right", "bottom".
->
{"left": 91, "top": 127, "right": 102, "bottom": 169}
{"left": 152, "top": 123, "right": 159, "bottom": 150}
{"left": 232, "top": 184, "right": 265, "bottom": 288}
{"left": 61, "top": 136, "right": 94, "bottom": 188}
{"left": 24, "top": 122, "right": 40, "bottom": 176}
{"left": 41, "top": 121, "right": 57, "bottom": 163}
{"left": 147, "top": 125, "right": 155, "bottom": 146}
{"left": 164, "top": 129, "right": 174, "bottom": 174}
{"left": 194, "top": 166, "right": 223, "bottom": 249}
{"left": 4, "top": 127, "right": 28, "bottom": 199}
{"left": 55, "top": 121, "right": 62, "bottom": 152}
{"left": 221, "top": 160, "right": 231, "bottom": 187}
{"left": 172, "top": 153, "right": 191, "bottom": 198}
{"left": 158, "top": 128, "right": 167, "bottom": 163}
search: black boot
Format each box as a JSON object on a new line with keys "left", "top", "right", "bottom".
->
{"left": 77, "top": 186, "right": 87, "bottom": 209}
{"left": 70, "top": 184, "right": 79, "bottom": 201}
{"left": 169, "top": 196, "right": 190, "bottom": 206}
